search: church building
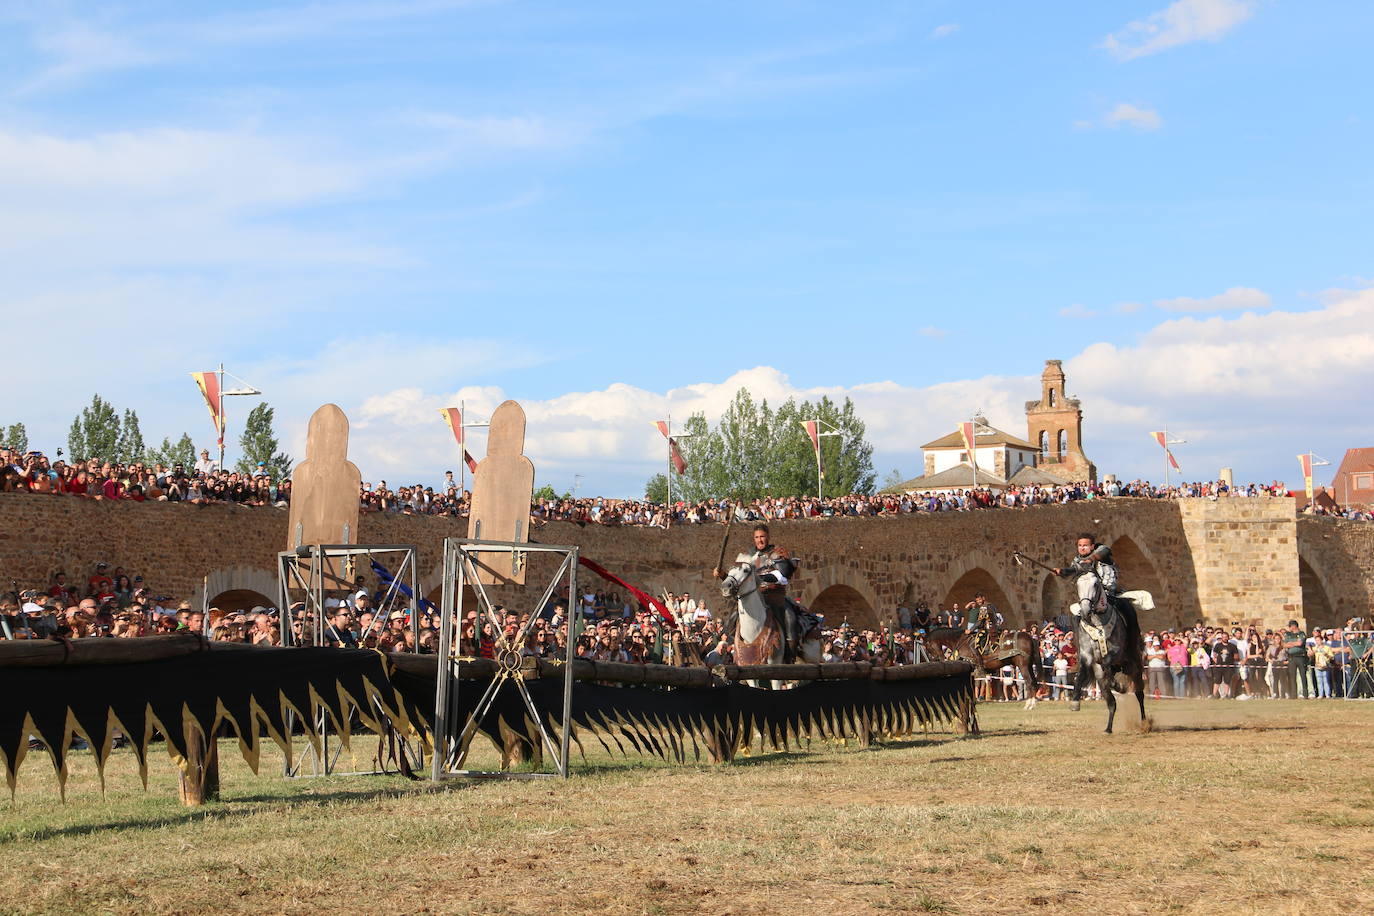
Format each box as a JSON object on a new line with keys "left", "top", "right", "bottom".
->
{"left": 1025, "top": 359, "right": 1096, "bottom": 484}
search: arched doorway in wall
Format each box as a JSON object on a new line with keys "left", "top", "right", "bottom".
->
{"left": 1109, "top": 535, "right": 1167, "bottom": 622}
{"left": 1299, "top": 557, "right": 1335, "bottom": 629}
{"left": 1040, "top": 574, "right": 1067, "bottom": 623}
{"left": 809, "top": 585, "right": 878, "bottom": 629}
{"left": 208, "top": 589, "right": 275, "bottom": 613}
{"left": 942, "top": 568, "right": 1016, "bottom": 626}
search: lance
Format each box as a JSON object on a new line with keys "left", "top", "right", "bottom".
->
{"left": 1012, "top": 551, "right": 1058, "bottom": 575}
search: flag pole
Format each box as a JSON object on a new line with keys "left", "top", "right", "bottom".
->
{"left": 217, "top": 362, "right": 225, "bottom": 472}
{"left": 460, "top": 399, "right": 466, "bottom": 499}
{"left": 807, "top": 428, "right": 818, "bottom": 502}
{"left": 1165, "top": 425, "right": 1176, "bottom": 491}
{"left": 665, "top": 414, "right": 672, "bottom": 529}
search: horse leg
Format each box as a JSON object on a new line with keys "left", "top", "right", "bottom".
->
{"left": 1135, "top": 674, "right": 1147, "bottom": 720}
{"left": 1021, "top": 657, "right": 1038, "bottom": 710}
{"left": 1103, "top": 681, "right": 1117, "bottom": 734}
{"left": 1070, "top": 667, "right": 1087, "bottom": 712}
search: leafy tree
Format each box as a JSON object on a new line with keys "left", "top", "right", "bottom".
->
{"left": 147, "top": 433, "right": 196, "bottom": 470}
{"left": 68, "top": 395, "right": 121, "bottom": 462}
{"left": 650, "top": 387, "right": 876, "bottom": 501}
{"left": 644, "top": 473, "right": 669, "bottom": 504}
{"left": 880, "top": 468, "right": 906, "bottom": 491}
{"left": 235, "top": 402, "right": 292, "bottom": 478}
{"left": 533, "top": 484, "right": 558, "bottom": 501}
{"left": 116, "top": 409, "right": 146, "bottom": 465}
{"left": 2, "top": 422, "right": 27, "bottom": 452}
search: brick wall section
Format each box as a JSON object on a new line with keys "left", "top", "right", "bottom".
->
{"left": 2, "top": 492, "right": 1366, "bottom": 630}
{"left": 1176, "top": 500, "right": 1302, "bottom": 628}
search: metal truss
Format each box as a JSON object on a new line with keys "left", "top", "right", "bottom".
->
{"left": 432, "top": 538, "right": 580, "bottom": 780}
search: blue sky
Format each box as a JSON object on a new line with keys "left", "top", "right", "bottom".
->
{"left": 1, "top": 0, "right": 1371, "bottom": 495}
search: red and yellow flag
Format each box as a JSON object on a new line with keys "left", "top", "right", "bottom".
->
{"left": 1297, "top": 453, "right": 1313, "bottom": 499}
{"left": 654, "top": 421, "right": 686, "bottom": 475}
{"left": 959, "top": 421, "right": 976, "bottom": 456}
{"left": 438, "top": 407, "right": 478, "bottom": 473}
{"left": 190, "top": 371, "right": 223, "bottom": 448}
{"left": 1150, "top": 431, "right": 1181, "bottom": 471}
{"left": 802, "top": 420, "right": 825, "bottom": 479}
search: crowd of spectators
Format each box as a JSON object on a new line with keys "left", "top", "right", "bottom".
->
{"left": 6, "top": 442, "right": 1370, "bottom": 523}
{"left": 0, "top": 445, "right": 289, "bottom": 506}
{"left": 7, "top": 560, "right": 1370, "bottom": 707}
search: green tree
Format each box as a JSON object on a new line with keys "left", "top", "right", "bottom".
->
{"left": 647, "top": 388, "right": 876, "bottom": 501}
{"left": 880, "top": 468, "right": 906, "bottom": 491}
{"left": 235, "top": 402, "right": 292, "bottom": 478}
{"left": 533, "top": 483, "right": 558, "bottom": 501}
{"left": 644, "top": 473, "right": 669, "bottom": 504}
{"left": 2, "top": 422, "right": 27, "bottom": 452}
{"left": 116, "top": 409, "right": 146, "bottom": 464}
{"left": 147, "top": 433, "right": 196, "bottom": 469}
{"left": 68, "top": 395, "right": 121, "bottom": 462}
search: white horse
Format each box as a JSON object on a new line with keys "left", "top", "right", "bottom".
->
{"left": 720, "top": 554, "right": 822, "bottom": 689}
{"left": 1069, "top": 573, "right": 1151, "bottom": 733}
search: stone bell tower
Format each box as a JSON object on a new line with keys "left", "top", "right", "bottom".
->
{"left": 1025, "top": 360, "right": 1096, "bottom": 483}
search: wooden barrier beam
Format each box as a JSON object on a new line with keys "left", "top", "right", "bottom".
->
{"left": 388, "top": 653, "right": 972, "bottom": 686}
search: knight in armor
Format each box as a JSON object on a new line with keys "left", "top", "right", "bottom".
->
{"left": 1053, "top": 533, "right": 1118, "bottom": 626}
{"left": 714, "top": 523, "right": 806, "bottom": 660}
{"left": 963, "top": 593, "right": 997, "bottom": 651}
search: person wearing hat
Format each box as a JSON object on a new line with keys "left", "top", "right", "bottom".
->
{"left": 194, "top": 449, "right": 218, "bottom": 476}
{"left": 1282, "top": 619, "right": 1310, "bottom": 699}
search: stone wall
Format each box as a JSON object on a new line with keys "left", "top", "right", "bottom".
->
{"left": 1295, "top": 516, "right": 1374, "bottom": 628}
{"left": 2, "top": 492, "right": 1367, "bottom": 631}
{"left": 1176, "top": 500, "right": 1302, "bottom": 629}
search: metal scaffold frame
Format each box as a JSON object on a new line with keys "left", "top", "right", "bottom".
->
{"left": 432, "top": 537, "right": 580, "bottom": 781}
{"left": 276, "top": 544, "right": 423, "bottom": 777}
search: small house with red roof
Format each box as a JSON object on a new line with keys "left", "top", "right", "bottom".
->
{"left": 1333, "top": 448, "right": 1374, "bottom": 505}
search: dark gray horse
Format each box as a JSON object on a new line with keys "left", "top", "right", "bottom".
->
{"left": 1070, "top": 574, "right": 1146, "bottom": 733}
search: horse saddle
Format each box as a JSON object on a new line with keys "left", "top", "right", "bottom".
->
{"left": 973, "top": 629, "right": 997, "bottom": 655}
{"left": 1080, "top": 600, "right": 1122, "bottom": 656}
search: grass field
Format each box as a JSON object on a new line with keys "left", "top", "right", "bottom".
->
{"left": 2, "top": 698, "right": 1372, "bottom": 915}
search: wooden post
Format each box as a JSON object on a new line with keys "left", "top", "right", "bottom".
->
{"left": 178, "top": 719, "right": 220, "bottom": 806}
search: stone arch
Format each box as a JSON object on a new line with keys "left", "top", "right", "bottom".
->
{"left": 797, "top": 562, "right": 883, "bottom": 628}
{"left": 1298, "top": 555, "right": 1336, "bottom": 629}
{"left": 197, "top": 565, "right": 279, "bottom": 612}
{"left": 808, "top": 584, "right": 877, "bottom": 629}
{"left": 1057, "top": 429, "right": 1067, "bottom": 455}
{"left": 942, "top": 568, "right": 1016, "bottom": 626}
{"left": 936, "top": 550, "right": 1019, "bottom": 625}
{"left": 1040, "top": 573, "right": 1067, "bottom": 622}
{"left": 1109, "top": 534, "right": 1169, "bottom": 621}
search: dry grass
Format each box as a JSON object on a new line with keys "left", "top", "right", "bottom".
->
{"left": 2, "top": 699, "right": 1372, "bottom": 915}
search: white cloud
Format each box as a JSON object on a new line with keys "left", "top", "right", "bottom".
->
{"left": 1060, "top": 304, "right": 1098, "bottom": 318}
{"left": 1105, "top": 103, "right": 1163, "bottom": 131}
{"left": 1114, "top": 301, "right": 1144, "bottom": 314}
{"left": 330, "top": 288, "right": 1374, "bottom": 493}
{"left": 1102, "top": 0, "right": 1256, "bottom": 61}
{"left": 13, "top": 287, "right": 1373, "bottom": 494}
{"left": 930, "top": 24, "right": 959, "bottom": 40}
{"left": 1155, "top": 286, "right": 1272, "bottom": 312}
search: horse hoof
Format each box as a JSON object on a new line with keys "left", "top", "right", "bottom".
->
{"left": 1024, "top": 699, "right": 1037, "bottom": 711}
{"left": 1069, "top": 701, "right": 1080, "bottom": 712}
